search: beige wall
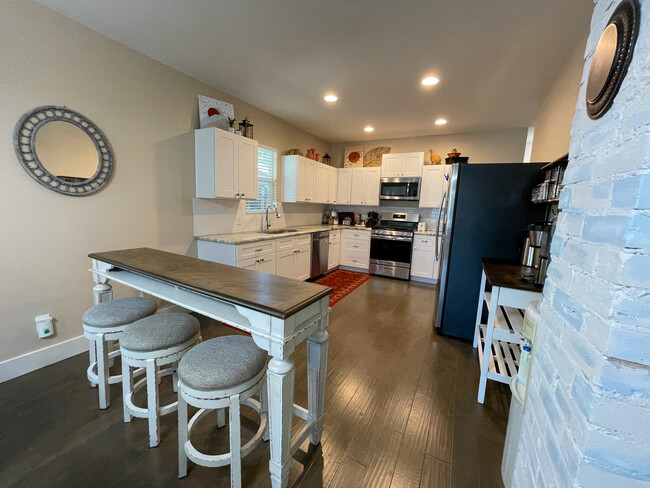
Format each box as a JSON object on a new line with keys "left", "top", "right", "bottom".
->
{"left": 530, "top": 41, "right": 586, "bottom": 161}
{"left": 0, "top": 0, "right": 329, "bottom": 364}
{"left": 330, "top": 127, "right": 529, "bottom": 167}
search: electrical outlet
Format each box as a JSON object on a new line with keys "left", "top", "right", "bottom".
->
{"left": 35, "top": 313, "right": 54, "bottom": 338}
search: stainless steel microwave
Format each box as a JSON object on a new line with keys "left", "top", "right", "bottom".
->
{"left": 379, "top": 177, "right": 421, "bottom": 201}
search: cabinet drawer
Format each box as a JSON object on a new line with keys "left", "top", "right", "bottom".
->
{"left": 296, "top": 235, "right": 311, "bottom": 247}
{"left": 341, "top": 250, "right": 369, "bottom": 269}
{"left": 237, "top": 240, "right": 275, "bottom": 260}
{"left": 329, "top": 230, "right": 340, "bottom": 244}
{"left": 414, "top": 235, "right": 436, "bottom": 250}
{"left": 341, "top": 239, "right": 370, "bottom": 252}
{"left": 275, "top": 236, "right": 296, "bottom": 252}
{"left": 341, "top": 229, "right": 370, "bottom": 241}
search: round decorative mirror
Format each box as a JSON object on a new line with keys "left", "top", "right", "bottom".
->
{"left": 14, "top": 106, "right": 113, "bottom": 196}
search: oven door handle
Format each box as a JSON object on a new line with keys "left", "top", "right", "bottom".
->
{"left": 371, "top": 236, "right": 413, "bottom": 243}
{"left": 435, "top": 191, "right": 447, "bottom": 262}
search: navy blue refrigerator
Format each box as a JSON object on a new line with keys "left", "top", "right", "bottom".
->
{"left": 434, "top": 162, "right": 546, "bottom": 340}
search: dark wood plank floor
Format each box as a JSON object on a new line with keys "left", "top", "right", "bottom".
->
{"left": 0, "top": 277, "right": 510, "bottom": 487}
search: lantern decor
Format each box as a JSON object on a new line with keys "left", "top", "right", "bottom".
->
{"left": 322, "top": 153, "right": 332, "bottom": 166}
{"left": 238, "top": 116, "right": 254, "bottom": 139}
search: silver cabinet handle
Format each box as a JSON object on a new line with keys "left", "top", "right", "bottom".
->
{"left": 255, "top": 248, "right": 263, "bottom": 252}
{"left": 255, "top": 259, "right": 260, "bottom": 263}
{"left": 353, "top": 244, "right": 359, "bottom": 248}
{"left": 241, "top": 193, "right": 245, "bottom": 197}
{"left": 260, "top": 258, "right": 265, "bottom": 262}
{"left": 235, "top": 193, "right": 240, "bottom": 197}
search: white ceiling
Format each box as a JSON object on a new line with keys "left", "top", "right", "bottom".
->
{"left": 35, "top": 0, "right": 593, "bottom": 142}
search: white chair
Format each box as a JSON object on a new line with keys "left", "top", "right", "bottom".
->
{"left": 177, "top": 336, "right": 268, "bottom": 488}
{"left": 120, "top": 313, "right": 201, "bottom": 447}
{"left": 82, "top": 297, "right": 157, "bottom": 409}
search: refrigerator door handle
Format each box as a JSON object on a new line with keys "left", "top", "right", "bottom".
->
{"left": 435, "top": 191, "right": 447, "bottom": 262}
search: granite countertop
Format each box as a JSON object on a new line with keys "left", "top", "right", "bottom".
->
{"left": 197, "top": 224, "right": 371, "bottom": 245}
{"left": 89, "top": 248, "right": 332, "bottom": 319}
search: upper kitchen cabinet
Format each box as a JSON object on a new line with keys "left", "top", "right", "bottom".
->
{"left": 315, "top": 162, "right": 329, "bottom": 203}
{"left": 337, "top": 168, "right": 352, "bottom": 204}
{"left": 327, "top": 165, "right": 338, "bottom": 204}
{"left": 282, "top": 155, "right": 316, "bottom": 203}
{"left": 419, "top": 165, "right": 446, "bottom": 208}
{"left": 195, "top": 128, "right": 259, "bottom": 200}
{"left": 350, "top": 167, "right": 381, "bottom": 206}
{"left": 381, "top": 152, "right": 424, "bottom": 177}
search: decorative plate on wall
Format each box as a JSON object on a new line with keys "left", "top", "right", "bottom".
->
{"left": 586, "top": 0, "right": 640, "bottom": 119}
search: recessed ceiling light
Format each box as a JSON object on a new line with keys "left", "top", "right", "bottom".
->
{"left": 422, "top": 76, "right": 440, "bottom": 86}
{"left": 324, "top": 94, "right": 338, "bottom": 102}
{"left": 364, "top": 126, "right": 375, "bottom": 133}
{"left": 435, "top": 118, "right": 448, "bottom": 125}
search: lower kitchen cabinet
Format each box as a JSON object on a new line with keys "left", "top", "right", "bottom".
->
{"left": 328, "top": 230, "right": 340, "bottom": 270}
{"left": 276, "top": 246, "right": 310, "bottom": 280}
{"left": 340, "top": 228, "right": 370, "bottom": 269}
{"left": 410, "top": 234, "right": 440, "bottom": 282}
{"left": 237, "top": 254, "right": 276, "bottom": 274}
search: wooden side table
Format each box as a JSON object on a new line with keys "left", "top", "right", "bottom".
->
{"left": 473, "top": 259, "right": 542, "bottom": 404}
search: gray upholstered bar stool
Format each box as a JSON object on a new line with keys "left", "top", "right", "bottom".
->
{"left": 120, "top": 313, "right": 201, "bottom": 447}
{"left": 82, "top": 297, "right": 157, "bottom": 409}
{"left": 177, "top": 336, "right": 268, "bottom": 488}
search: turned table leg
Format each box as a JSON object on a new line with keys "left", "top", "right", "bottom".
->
{"left": 267, "top": 357, "right": 295, "bottom": 488}
{"left": 307, "top": 316, "right": 329, "bottom": 445}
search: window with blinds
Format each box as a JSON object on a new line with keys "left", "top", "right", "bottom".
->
{"left": 246, "top": 145, "right": 278, "bottom": 212}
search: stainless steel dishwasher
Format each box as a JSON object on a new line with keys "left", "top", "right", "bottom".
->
{"left": 310, "top": 231, "right": 330, "bottom": 278}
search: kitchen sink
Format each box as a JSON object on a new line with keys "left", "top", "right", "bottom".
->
{"left": 263, "top": 229, "right": 298, "bottom": 234}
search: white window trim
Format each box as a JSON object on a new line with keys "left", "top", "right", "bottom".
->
{"left": 246, "top": 144, "right": 278, "bottom": 213}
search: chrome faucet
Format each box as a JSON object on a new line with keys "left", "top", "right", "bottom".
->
{"left": 264, "top": 204, "right": 281, "bottom": 231}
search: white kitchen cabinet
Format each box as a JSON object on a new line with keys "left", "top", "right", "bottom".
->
{"left": 337, "top": 168, "right": 352, "bottom": 204}
{"left": 276, "top": 245, "right": 310, "bottom": 280}
{"left": 315, "top": 163, "right": 329, "bottom": 203}
{"left": 195, "top": 128, "right": 259, "bottom": 200}
{"left": 381, "top": 152, "right": 424, "bottom": 177}
{"left": 350, "top": 167, "right": 381, "bottom": 206}
{"left": 295, "top": 246, "right": 311, "bottom": 280}
{"left": 419, "top": 165, "right": 446, "bottom": 208}
{"left": 340, "top": 229, "right": 370, "bottom": 270}
{"left": 327, "top": 166, "right": 338, "bottom": 204}
{"left": 282, "top": 155, "right": 319, "bottom": 203}
{"left": 237, "top": 255, "right": 276, "bottom": 274}
{"left": 328, "top": 230, "right": 340, "bottom": 270}
{"left": 410, "top": 234, "right": 440, "bottom": 282}
{"left": 276, "top": 248, "right": 295, "bottom": 278}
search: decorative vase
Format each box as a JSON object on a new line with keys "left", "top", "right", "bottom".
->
{"left": 428, "top": 148, "right": 442, "bottom": 165}
{"left": 448, "top": 148, "right": 461, "bottom": 158}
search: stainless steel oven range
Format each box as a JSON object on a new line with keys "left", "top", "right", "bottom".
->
{"left": 370, "top": 212, "right": 419, "bottom": 280}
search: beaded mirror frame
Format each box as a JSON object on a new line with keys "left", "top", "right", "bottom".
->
{"left": 13, "top": 105, "right": 114, "bottom": 196}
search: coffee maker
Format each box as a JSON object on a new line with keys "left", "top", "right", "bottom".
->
{"left": 366, "top": 211, "right": 379, "bottom": 227}
{"left": 520, "top": 222, "right": 551, "bottom": 284}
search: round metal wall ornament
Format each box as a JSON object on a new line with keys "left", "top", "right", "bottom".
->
{"left": 586, "top": 0, "right": 640, "bottom": 119}
{"left": 13, "top": 105, "right": 114, "bottom": 196}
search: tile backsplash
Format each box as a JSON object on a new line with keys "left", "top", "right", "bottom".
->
{"left": 333, "top": 203, "right": 442, "bottom": 231}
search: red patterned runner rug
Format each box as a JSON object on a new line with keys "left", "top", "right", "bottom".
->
{"left": 314, "top": 269, "right": 372, "bottom": 307}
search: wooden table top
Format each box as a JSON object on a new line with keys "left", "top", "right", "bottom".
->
{"left": 481, "top": 258, "right": 543, "bottom": 293}
{"left": 89, "top": 248, "right": 333, "bottom": 320}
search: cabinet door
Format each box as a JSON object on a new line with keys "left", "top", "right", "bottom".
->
{"left": 403, "top": 153, "right": 424, "bottom": 177}
{"left": 315, "top": 163, "right": 329, "bottom": 203}
{"left": 382, "top": 154, "right": 403, "bottom": 177}
{"left": 214, "top": 131, "right": 237, "bottom": 198}
{"left": 237, "top": 257, "right": 259, "bottom": 272}
{"left": 350, "top": 169, "right": 365, "bottom": 205}
{"left": 328, "top": 239, "right": 340, "bottom": 269}
{"left": 276, "top": 249, "right": 295, "bottom": 278}
{"left": 303, "top": 160, "right": 316, "bottom": 202}
{"left": 257, "top": 254, "right": 276, "bottom": 275}
{"left": 337, "top": 169, "right": 352, "bottom": 204}
{"left": 419, "top": 166, "right": 445, "bottom": 208}
{"left": 295, "top": 247, "right": 311, "bottom": 281}
{"left": 327, "top": 166, "right": 338, "bottom": 204}
{"left": 363, "top": 168, "right": 381, "bottom": 206}
{"left": 237, "top": 137, "right": 258, "bottom": 200}
{"left": 411, "top": 247, "right": 435, "bottom": 279}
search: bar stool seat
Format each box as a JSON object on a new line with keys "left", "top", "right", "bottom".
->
{"left": 82, "top": 297, "right": 157, "bottom": 409}
{"left": 121, "top": 313, "right": 201, "bottom": 447}
{"left": 178, "top": 336, "right": 268, "bottom": 488}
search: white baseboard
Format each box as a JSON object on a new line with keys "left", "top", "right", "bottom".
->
{"left": 0, "top": 335, "right": 89, "bottom": 384}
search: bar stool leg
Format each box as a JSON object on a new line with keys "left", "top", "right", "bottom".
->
{"left": 229, "top": 393, "right": 242, "bottom": 488}
{"left": 172, "top": 361, "right": 179, "bottom": 393}
{"left": 178, "top": 392, "right": 188, "bottom": 478}
{"left": 260, "top": 383, "right": 269, "bottom": 442}
{"left": 122, "top": 359, "right": 133, "bottom": 423}
{"left": 96, "top": 334, "right": 110, "bottom": 409}
{"left": 88, "top": 339, "right": 97, "bottom": 388}
{"left": 216, "top": 408, "right": 226, "bottom": 429}
{"left": 146, "top": 358, "right": 160, "bottom": 447}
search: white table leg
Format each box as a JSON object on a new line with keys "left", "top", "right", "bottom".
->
{"left": 307, "top": 317, "right": 329, "bottom": 445}
{"left": 267, "top": 357, "right": 295, "bottom": 488}
{"left": 478, "top": 285, "right": 499, "bottom": 404}
{"left": 92, "top": 282, "right": 113, "bottom": 305}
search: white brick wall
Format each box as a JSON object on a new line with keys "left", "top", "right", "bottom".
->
{"left": 512, "top": 0, "right": 650, "bottom": 486}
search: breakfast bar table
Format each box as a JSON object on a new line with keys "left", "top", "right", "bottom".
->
{"left": 88, "top": 247, "right": 332, "bottom": 488}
